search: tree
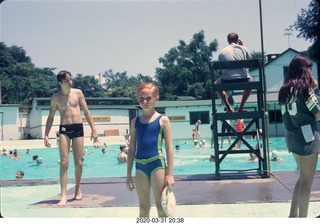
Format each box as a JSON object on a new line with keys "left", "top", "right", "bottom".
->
{"left": 102, "top": 69, "right": 154, "bottom": 98}
{"left": 0, "top": 42, "right": 58, "bottom": 105}
{"left": 8, "top": 45, "right": 31, "bottom": 64}
{"left": 102, "top": 69, "right": 128, "bottom": 93}
{"left": 155, "top": 30, "right": 218, "bottom": 100}
{"left": 1, "top": 63, "right": 57, "bottom": 105}
{"left": 293, "top": 0, "right": 320, "bottom": 62}
{"left": 72, "top": 74, "right": 105, "bottom": 97}
{"left": 0, "top": 42, "right": 109, "bottom": 105}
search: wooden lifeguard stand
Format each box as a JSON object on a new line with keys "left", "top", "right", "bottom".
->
{"left": 210, "top": 59, "right": 269, "bottom": 179}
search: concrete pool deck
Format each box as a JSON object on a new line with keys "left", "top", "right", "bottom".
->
{"left": 1, "top": 171, "right": 320, "bottom": 219}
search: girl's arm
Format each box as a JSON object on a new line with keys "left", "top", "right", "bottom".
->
{"left": 161, "top": 116, "right": 175, "bottom": 187}
{"left": 126, "top": 118, "right": 137, "bottom": 191}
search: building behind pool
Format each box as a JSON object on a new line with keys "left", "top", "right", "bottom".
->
{"left": 0, "top": 48, "right": 318, "bottom": 141}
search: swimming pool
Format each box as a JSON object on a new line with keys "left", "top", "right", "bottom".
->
{"left": 1, "top": 137, "right": 319, "bottom": 181}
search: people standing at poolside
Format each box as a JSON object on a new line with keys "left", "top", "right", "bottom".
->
{"left": 43, "top": 70, "right": 100, "bottom": 206}
{"left": 194, "top": 120, "right": 201, "bottom": 140}
{"left": 214, "top": 32, "right": 253, "bottom": 113}
{"left": 235, "top": 118, "right": 245, "bottom": 150}
{"left": 126, "top": 82, "right": 175, "bottom": 217}
{"left": 124, "top": 134, "right": 130, "bottom": 146}
{"left": 220, "top": 109, "right": 232, "bottom": 148}
{"left": 191, "top": 129, "right": 196, "bottom": 140}
{"left": 56, "top": 131, "right": 60, "bottom": 146}
{"left": 221, "top": 120, "right": 232, "bottom": 148}
{"left": 278, "top": 54, "right": 320, "bottom": 217}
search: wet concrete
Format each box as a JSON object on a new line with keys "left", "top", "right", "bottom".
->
{"left": 21, "top": 171, "right": 320, "bottom": 208}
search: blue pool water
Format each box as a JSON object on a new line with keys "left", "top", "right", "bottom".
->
{"left": 1, "top": 137, "right": 319, "bottom": 181}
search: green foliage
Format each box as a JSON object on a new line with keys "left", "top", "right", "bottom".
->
{"left": 0, "top": 42, "right": 58, "bottom": 105}
{"left": 102, "top": 69, "right": 155, "bottom": 99}
{"left": 72, "top": 74, "right": 105, "bottom": 97}
{"left": 155, "top": 30, "right": 218, "bottom": 100}
{"left": 293, "top": 0, "right": 320, "bottom": 62}
{"left": 0, "top": 42, "right": 107, "bottom": 106}
{"left": 294, "top": 0, "right": 319, "bottom": 42}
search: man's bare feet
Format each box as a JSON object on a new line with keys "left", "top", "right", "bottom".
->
{"left": 74, "top": 187, "right": 83, "bottom": 200}
{"left": 238, "top": 109, "right": 249, "bottom": 112}
{"left": 57, "top": 197, "right": 67, "bottom": 206}
{"left": 238, "top": 107, "right": 249, "bottom": 112}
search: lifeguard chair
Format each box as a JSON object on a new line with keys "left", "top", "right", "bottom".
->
{"left": 210, "top": 59, "right": 269, "bottom": 179}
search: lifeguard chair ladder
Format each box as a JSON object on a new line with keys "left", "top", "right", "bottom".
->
{"left": 210, "top": 59, "right": 269, "bottom": 179}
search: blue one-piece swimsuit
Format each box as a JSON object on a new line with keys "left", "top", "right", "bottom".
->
{"left": 134, "top": 114, "right": 166, "bottom": 177}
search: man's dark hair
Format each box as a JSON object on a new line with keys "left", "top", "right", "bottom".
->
{"left": 17, "top": 171, "right": 24, "bottom": 176}
{"left": 120, "top": 144, "right": 127, "bottom": 151}
{"left": 57, "top": 70, "right": 72, "bottom": 83}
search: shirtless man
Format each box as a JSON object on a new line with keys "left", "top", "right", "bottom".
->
{"left": 117, "top": 144, "right": 128, "bottom": 163}
{"left": 44, "top": 70, "right": 100, "bottom": 206}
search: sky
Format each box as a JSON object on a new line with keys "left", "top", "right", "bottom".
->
{"left": 0, "top": 0, "right": 312, "bottom": 79}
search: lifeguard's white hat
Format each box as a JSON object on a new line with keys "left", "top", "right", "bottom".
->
{"left": 161, "top": 186, "right": 176, "bottom": 217}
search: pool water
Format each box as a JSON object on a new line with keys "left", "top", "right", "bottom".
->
{"left": 1, "top": 137, "right": 319, "bottom": 181}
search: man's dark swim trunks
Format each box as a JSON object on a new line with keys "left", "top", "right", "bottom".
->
{"left": 59, "top": 123, "right": 84, "bottom": 139}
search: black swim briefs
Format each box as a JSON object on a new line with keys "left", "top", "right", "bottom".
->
{"left": 59, "top": 123, "right": 84, "bottom": 139}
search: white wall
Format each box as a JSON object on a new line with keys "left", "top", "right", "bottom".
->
{"left": 0, "top": 105, "right": 20, "bottom": 140}
{"left": 37, "top": 108, "right": 131, "bottom": 139}
{"left": 166, "top": 104, "right": 218, "bottom": 139}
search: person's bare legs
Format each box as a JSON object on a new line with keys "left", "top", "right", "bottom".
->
{"left": 289, "top": 177, "right": 300, "bottom": 217}
{"left": 228, "top": 136, "right": 231, "bottom": 145}
{"left": 151, "top": 169, "right": 166, "bottom": 217}
{"left": 236, "top": 140, "right": 241, "bottom": 150}
{"left": 57, "top": 134, "right": 70, "bottom": 206}
{"left": 238, "top": 89, "right": 252, "bottom": 112}
{"left": 214, "top": 78, "right": 233, "bottom": 112}
{"left": 135, "top": 170, "right": 152, "bottom": 217}
{"left": 238, "top": 77, "right": 254, "bottom": 112}
{"left": 220, "top": 136, "right": 224, "bottom": 148}
{"left": 289, "top": 152, "right": 318, "bottom": 217}
{"left": 72, "top": 137, "right": 84, "bottom": 200}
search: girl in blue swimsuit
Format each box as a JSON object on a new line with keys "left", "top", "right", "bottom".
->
{"left": 126, "top": 83, "right": 175, "bottom": 217}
